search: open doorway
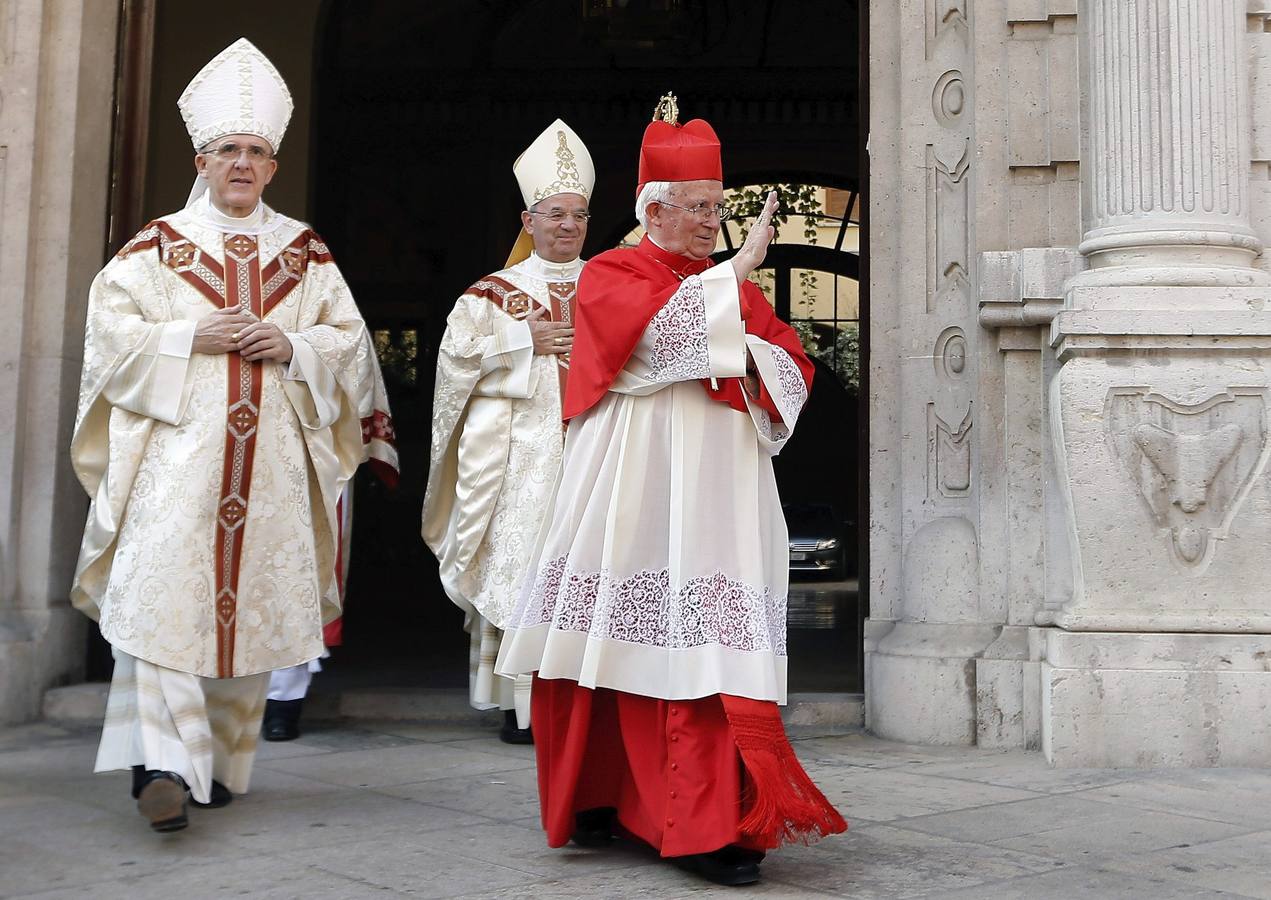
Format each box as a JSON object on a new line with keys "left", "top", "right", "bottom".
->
{"left": 100, "top": 0, "right": 867, "bottom": 696}
{"left": 313, "top": 0, "right": 867, "bottom": 696}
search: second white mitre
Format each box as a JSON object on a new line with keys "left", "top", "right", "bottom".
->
{"left": 513, "top": 118, "right": 595, "bottom": 207}
{"left": 506, "top": 118, "right": 594, "bottom": 267}
{"left": 178, "top": 37, "right": 294, "bottom": 152}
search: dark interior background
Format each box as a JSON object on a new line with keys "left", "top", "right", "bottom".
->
{"left": 113, "top": 0, "right": 865, "bottom": 694}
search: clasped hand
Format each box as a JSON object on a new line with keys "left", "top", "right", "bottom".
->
{"left": 527, "top": 305, "right": 573, "bottom": 355}
{"left": 192, "top": 305, "right": 293, "bottom": 363}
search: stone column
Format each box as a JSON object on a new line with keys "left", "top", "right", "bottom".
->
{"left": 0, "top": 0, "right": 118, "bottom": 724}
{"left": 1077, "top": 0, "right": 1267, "bottom": 283}
{"left": 1045, "top": 0, "right": 1271, "bottom": 765}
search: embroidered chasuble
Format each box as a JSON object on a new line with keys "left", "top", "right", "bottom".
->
{"left": 71, "top": 195, "right": 397, "bottom": 679}
{"left": 422, "top": 253, "right": 580, "bottom": 714}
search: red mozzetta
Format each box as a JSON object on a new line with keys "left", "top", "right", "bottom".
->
{"left": 563, "top": 236, "right": 814, "bottom": 422}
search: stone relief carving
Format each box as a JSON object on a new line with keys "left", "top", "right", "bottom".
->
{"left": 932, "top": 70, "right": 965, "bottom": 128}
{"left": 927, "top": 0, "right": 969, "bottom": 57}
{"left": 1106, "top": 387, "right": 1269, "bottom": 569}
{"left": 934, "top": 326, "right": 967, "bottom": 379}
{"left": 928, "top": 403, "right": 973, "bottom": 498}
{"left": 927, "top": 139, "right": 971, "bottom": 312}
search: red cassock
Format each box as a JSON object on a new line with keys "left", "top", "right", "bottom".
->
{"left": 531, "top": 237, "right": 845, "bottom": 856}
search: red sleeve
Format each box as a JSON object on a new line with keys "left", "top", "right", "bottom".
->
{"left": 563, "top": 249, "right": 683, "bottom": 420}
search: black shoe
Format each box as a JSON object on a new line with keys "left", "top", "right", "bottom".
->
{"left": 136, "top": 771, "right": 189, "bottom": 833}
{"left": 130, "top": 764, "right": 148, "bottom": 799}
{"left": 262, "top": 698, "right": 303, "bottom": 741}
{"left": 499, "top": 710, "right": 534, "bottom": 745}
{"left": 190, "top": 780, "right": 233, "bottom": 809}
{"left": 674, "top": 846, "right": 762, "bottom": 886}
{"left": 571, "top": 807, "right": 617, "bottom": 848}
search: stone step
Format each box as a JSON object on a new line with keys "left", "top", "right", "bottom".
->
{"left": 42, "top": 682, "right": 863, "bottom": 733}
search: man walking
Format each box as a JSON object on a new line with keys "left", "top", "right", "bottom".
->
{"left": 70, "top": 38, "right": 396, "bottom": 832}
{"left": 497, "top": 96, "right": 845, "bottom": 885}
{"left": 423, "top": 120, "right": 593, "bottom": 743}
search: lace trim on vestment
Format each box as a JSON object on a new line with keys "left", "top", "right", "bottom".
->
{"left": 770, "top": 345, "right": 808, "bottom": 420}
{"left": 645, "top": 275, "right": 710, "bottom": 383}
{"left": 516, "top": 555, "right": 788, "bottom": 656}
{"left": 754, "top": 345, "right": 808, "bottom": 443}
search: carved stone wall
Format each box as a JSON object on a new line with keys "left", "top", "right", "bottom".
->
{"left": 867, "top": 0, "right": 991, "bottom": 746}
{"left": 1043, "top": 0, "right": 1271, "bottom": 765}
{"left": 876, "top": 0, "right": 1271, "bottom": 765}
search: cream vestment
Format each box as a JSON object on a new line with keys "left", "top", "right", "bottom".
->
{"left": 72, "top": 194, "right": 396, "bottom": 679}
{"left": 422, "top": 253, "right": 581, "bottom": 721}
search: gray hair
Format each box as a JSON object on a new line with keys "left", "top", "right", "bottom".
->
{"left": 634, "top": 181, "right": 676, "bottom": 229}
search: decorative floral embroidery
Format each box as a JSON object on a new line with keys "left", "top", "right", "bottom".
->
{"left": 645, "top": 275, "right": 710, "bottom": 383}
{"left": 751, "top": 345, "right": 808, "bottom": 442}
{"left": 769, "top": 345, "right": 809, "bottom": 422}
{"left": 517, "top": 555, "right": 787, "bottom": 656}
{"left": 360, "top": 409, "right": 396, "bottom": 445}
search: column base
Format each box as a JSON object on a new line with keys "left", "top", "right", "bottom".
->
{"left": 1042, "top": 630, "right": 1271, "bottom": 767}
{"left": 865, "top": 621, "right": 999, "bottom": 746}
{"left": 0, "top": 608, "right": 86, "bottom": 725}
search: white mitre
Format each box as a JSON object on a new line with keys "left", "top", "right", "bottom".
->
{"left": 514, "top": 119, "right": 594, "bottom": 207}
{"left": 507, "top": 119, "right": 594, "bottom": 266}
{"left": 178, "top": 38, "right": 293, "bottom": 153}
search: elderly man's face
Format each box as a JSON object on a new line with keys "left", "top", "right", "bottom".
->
{"left": 194, "top": 133, "right": 278, "bottom": 216}
{"left": 646, "top": 180, "right": 725, "bottom": 260}
{"left": 521, "top": 193, "right": 589, "bottom": 263}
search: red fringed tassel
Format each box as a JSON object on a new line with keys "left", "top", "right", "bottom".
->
{"left": 720, "top": 694, "right": 848, "bottom": 848}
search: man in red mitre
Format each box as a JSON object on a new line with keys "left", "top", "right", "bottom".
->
{"left": 497, "top": 95, "right": 846, "bottom": 886}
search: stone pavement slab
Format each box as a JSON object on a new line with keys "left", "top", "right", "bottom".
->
{"left": 1, "top": 719, "right": 1268, "bottom": 899}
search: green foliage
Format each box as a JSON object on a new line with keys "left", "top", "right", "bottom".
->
{"left": 373, "top": 328, "right": 419, "bottom": 388}
{"left": 792, "top": 321, "right": 861, "bottom": 395}
{"left": 732, "top": 182, "right": 824, "bottom": 318}
{"left": 820, "top": 322, "right": 861, "bottom": 394}
{"left": 733, "top": 184, "right": 861, "bottom": 393}
{"left": 729, "top": 183, "right": 822, "bottom": 244}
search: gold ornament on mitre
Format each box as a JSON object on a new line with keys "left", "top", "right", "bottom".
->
{"left": 506, "top": 119, "right": 595, "bottom": 267}
{"left": 652, "top": 92, "right": 679, "bottom": 125}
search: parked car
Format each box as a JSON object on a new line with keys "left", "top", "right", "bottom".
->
{"left": 783, "top": 502, "right": 848, "bottom": 580}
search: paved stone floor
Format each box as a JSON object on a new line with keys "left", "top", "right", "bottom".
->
{"left": 2, "top": 720, "right": 1270, "bottom": 899}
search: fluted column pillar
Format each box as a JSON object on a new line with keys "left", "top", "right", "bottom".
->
{"left": 1041, "top": 0, "right": 1271, "bottom": 766}
{"left": 1076, "top": 0, "right": 1269, "bottom": 285}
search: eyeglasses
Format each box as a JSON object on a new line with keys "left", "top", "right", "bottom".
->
{"left": 529, "top": 210, "right": 591, "bottom": 223}
{"left": 201, "top": 142, "right": 274, "bottom": 163}
{"left": 656, "top": 200, "right": 733, "bottom": 222}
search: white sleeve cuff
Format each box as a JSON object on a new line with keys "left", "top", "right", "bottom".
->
{"left": 741, "top": 334, "right": 809, "bottom": 455}
{"left": 159, "top": 318, "right": 196, "bottom": 360}
{"left": 283, "top": 334, "right": 342, "bottom": 429}
{"left": 284, "top": 337, "right": 307, "bottom": 381}
{"left": 102, "top": 319, "right": 196, "bottom": 426}
{"left": 476, "top": 316, "right": 535, "bottom": 399}
{"left": 699, "top": 263, "right": 747, "bottom": 378}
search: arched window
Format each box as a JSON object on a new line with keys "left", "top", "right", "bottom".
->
{"left": 622, "top": 182, "right": 862, "bottom": 393}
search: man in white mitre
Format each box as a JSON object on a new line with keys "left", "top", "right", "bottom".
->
{"left": 422, "top": 119, "right": 592, "bottom": 744}
{"left": 70, "top": 38, "right": 397, "bottom": 833}
{"left": 496, "top": 96, "right": 845, "bottom": 886}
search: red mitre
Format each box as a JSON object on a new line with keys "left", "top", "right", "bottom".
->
{"left": 636, "top": 117, "right": 723, "bottom": 197}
